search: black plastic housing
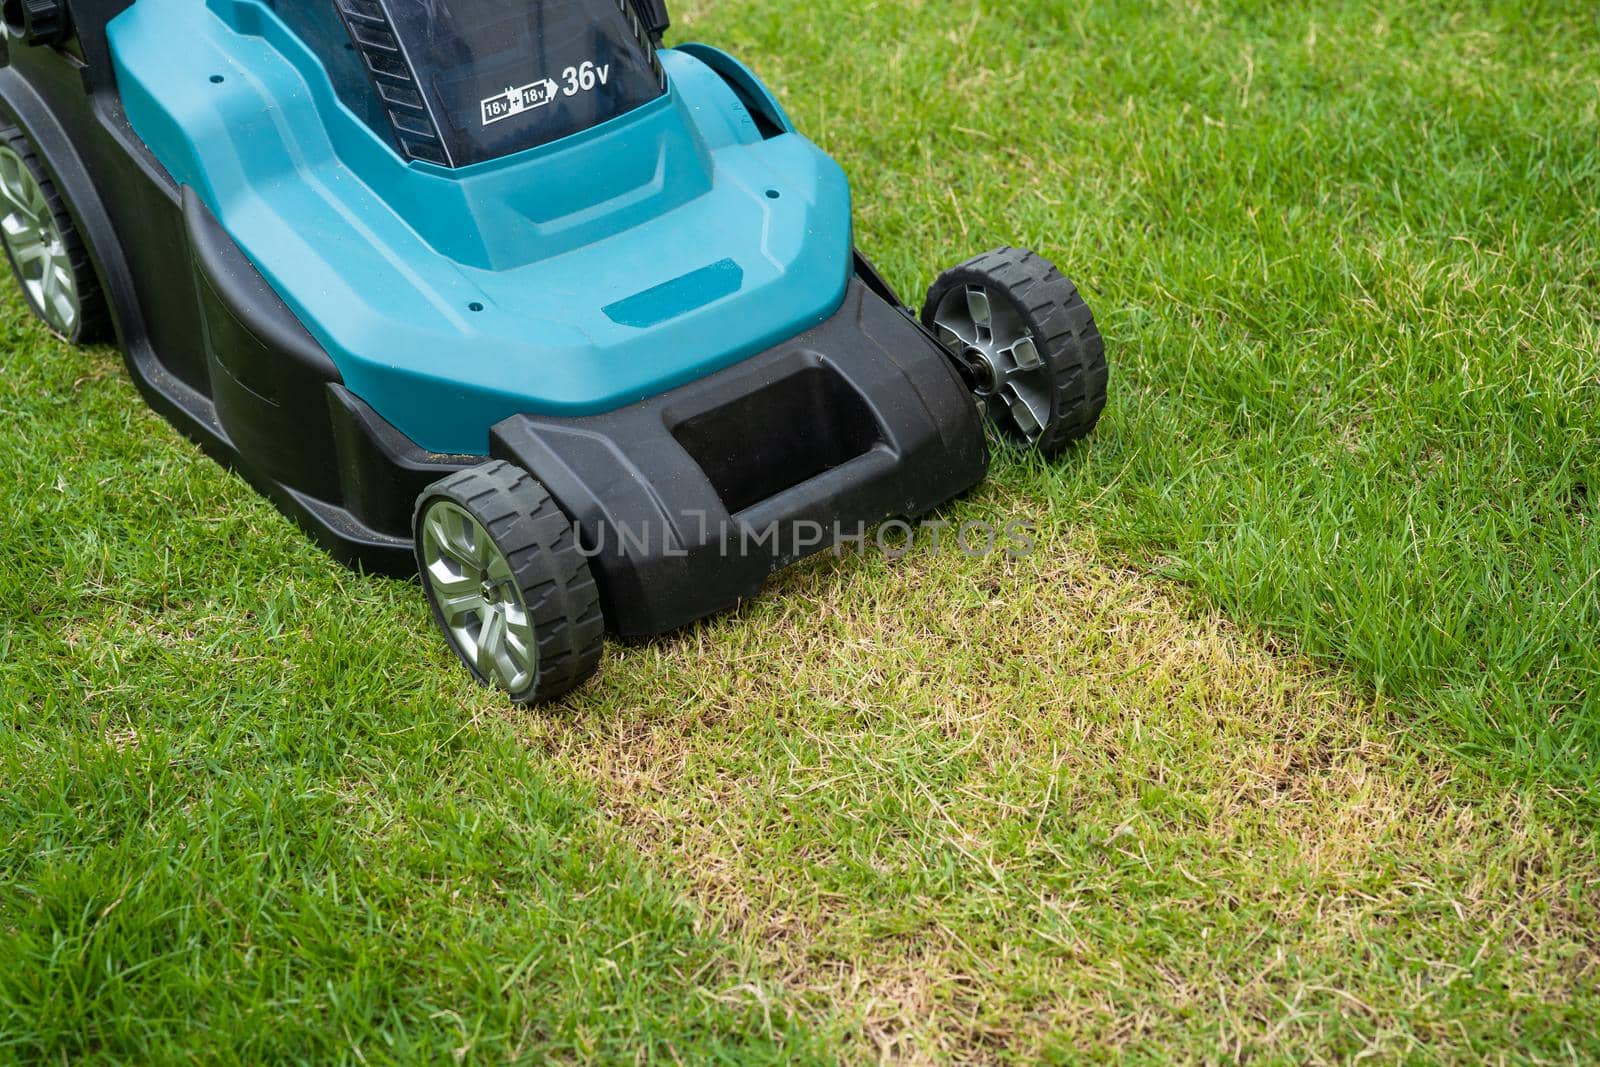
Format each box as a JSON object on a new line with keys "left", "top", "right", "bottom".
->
{"left": 492, "top": 281, "right": 988, "bottom": 638}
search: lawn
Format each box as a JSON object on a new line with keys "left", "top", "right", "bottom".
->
{"left": 3, "top": 0, "right": 1597, "bottom": 1062}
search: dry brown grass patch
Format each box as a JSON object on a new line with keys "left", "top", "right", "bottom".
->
{"left": 521, "top": 488, "right": 1598, "bottom": 1060}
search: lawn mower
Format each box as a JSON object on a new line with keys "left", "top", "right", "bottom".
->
{"left": 0, "top": 0, "right": 1109, "bottom": 702}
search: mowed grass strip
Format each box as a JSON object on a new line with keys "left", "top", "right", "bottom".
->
{"left": 531, "top": 485, "right": 1600, "bottom": 1062}
{"left": 685, "top": 0, "right": 1600, "bottom": 800}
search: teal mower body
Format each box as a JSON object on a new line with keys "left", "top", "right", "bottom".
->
{"left": 0, "top": 0, "right": 1107, "bottom": 700}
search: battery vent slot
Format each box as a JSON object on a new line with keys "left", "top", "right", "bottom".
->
{"left": 332, "top": 0, "right": 449, "bottom": 165}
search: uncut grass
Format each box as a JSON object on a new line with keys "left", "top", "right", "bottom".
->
{"left": 531, "top": 492, "right": 1600, "bottom": 1062}
{"left": 679, "top": 0, "right": 1600, "bottom": 801}
{"left": 0, "top": 323, "right": 828, "bottom": 1062}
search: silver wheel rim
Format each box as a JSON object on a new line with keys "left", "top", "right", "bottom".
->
{"left": 419, "top": 501, "right": 540, "bottom": 694}
{"left": 0, "top": 146, "right": 78, "bottom": 338}
{"left": 932, "top": 284, "right": 1052, "bottom": 444}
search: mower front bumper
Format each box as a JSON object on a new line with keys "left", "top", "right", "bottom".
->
{"left": 491, "top": 280, "right": 989, "bottom": 639}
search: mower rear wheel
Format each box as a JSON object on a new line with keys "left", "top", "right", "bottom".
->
{"left": 923, "top": 247, "right": 1107, "bottom": 456}
{"left": 0, "top": 124, "right": 109, "bottom": 344}
{"left": 414, "top": 462, "right": 604, "bottom": 705}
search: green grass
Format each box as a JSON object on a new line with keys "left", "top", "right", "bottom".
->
{"left": 3, "top": 0, "right": 1599, "bottom": 1061}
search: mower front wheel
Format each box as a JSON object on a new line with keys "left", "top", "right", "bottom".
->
{"left": 924, "top": 247, "right": 1108, "bottom": 457}
{"left": 414, "top": 462, "right": 604, "bottom": 705}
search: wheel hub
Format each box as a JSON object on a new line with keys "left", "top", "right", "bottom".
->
{"left": 960, "top": 345, "right": 999, "bottom": 395}
{"left": 931, "top": 283, "right": 1053, "bottom": 445}
{"left": 419, "top": 500, "right": 540, "bottom": 694}
{"left": 0, "top": 145, "right": 79, "bottom": 338}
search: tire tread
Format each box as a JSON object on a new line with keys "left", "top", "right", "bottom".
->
{"left": 922, "top": 246, "right": 1108, "bottom": 456}
{"left": 0, "top": 123, "right": 112, "bottom": 345}
{"left": 414, "top": 461, "right": 605, "bottom": 704}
